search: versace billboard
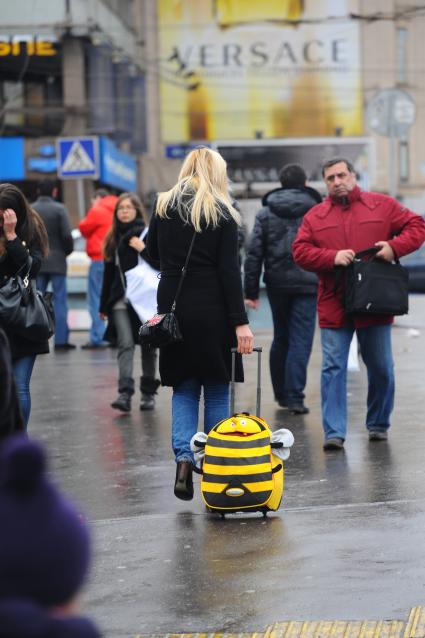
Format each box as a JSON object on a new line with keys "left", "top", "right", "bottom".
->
{"left": 158, "top": 0, "right": 363, "bottom": 141}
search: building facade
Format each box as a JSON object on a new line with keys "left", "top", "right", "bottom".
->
{"left": 139, "top": 0, "right": 425, "bottom": 211}
{"left": 0, "top": 0, "right": 146, "bottom": 225}
{"left": 2, "top": 0, "right": 425, "bottom": 218}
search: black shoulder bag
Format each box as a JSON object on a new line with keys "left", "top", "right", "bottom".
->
{"left": 338, "top": 246, "right": 409, "bottom": 316}
{"left": 138, "top": 231, "right": 196, "bottom": 348}
{"left": 0, "top": 259, "right": 55, "bottom": 341}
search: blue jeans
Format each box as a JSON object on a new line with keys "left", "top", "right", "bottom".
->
{"left": 321, "top": 325, "right": 394, "bottom": 441}
{"left": 88, "top": 260, "right": 106, "bottom": 345}
{"left": 13, "top": 355, "right": 36, "bottom": 430}
{"left": 37, "top": 273, "right": 69, "bottom": 345}
{"left": 267, "top": 289, "right": 317, "bottom": 405}
{"left": 172, "top": 379, "right": 229, "bottom": 463}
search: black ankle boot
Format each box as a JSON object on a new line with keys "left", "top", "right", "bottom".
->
{"left": 139, "top": 393, "right": 155, "bottom": 411}
{"left": 174, "top": 461, "right": 194, "bottom": 501}
{"left": 111, "top": 392, "right": 131, "bottom": 412}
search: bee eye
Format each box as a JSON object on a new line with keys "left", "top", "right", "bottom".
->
{"left": 240, "top": 419, "right": 246, "bottom": 425}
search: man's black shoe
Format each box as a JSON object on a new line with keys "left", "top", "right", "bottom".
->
{"left": 111, "top": 393, "right": 131, "bottom": 412}
{"left": 369, "top": 430, "right": 388, "bottom": 441}
{"left": 54, "top": 343, "right": 76, "bottom": 351}
{"left": 323, "top": 438, "right": 344, "bottom": 451}
{"left": 288, "top": 403, "right": 309, "bottom": 415}
{"left": 277, "top": 400, "right": 288, "bottom": 409}
{"left": 81, "top": 342, "right": 109, "bottom": 350}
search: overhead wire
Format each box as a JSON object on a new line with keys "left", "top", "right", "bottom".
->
{"left": 2, "top": 5, "right": 425, "bottom": 129}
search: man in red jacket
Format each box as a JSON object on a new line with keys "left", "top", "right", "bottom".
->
{"left": 292, "top": 158, "right": 425, "bottom": 451}
{"left": 79, "top": 189, "right": 118, "bottom": 349}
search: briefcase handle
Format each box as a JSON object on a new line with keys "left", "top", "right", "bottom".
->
{"left": 354, "top": 246, "right": 400, "bottom": 264}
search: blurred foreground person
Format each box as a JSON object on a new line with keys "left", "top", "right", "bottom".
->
{"left": 292, "top": 158, "right": 425, "bottom": 451}
{"left": 100, "top": 193, "right": 160, "bottom": 412}
{"left": 0, "top": 328, "right": 24, "bottom": 442}
{"left": 0, "top": 183, "right": 49, "bottom": 428}
{"left": 0, "top": 435, "right": 101, "bottom": 637}
{"left": 244, "top": 163, "right": 321, "bottom": 414}
{"left": 79, "top": 189, "right": 117, "bottom": 349}
{"left": 32, "top": 179, "right": 75, "bottom": 351}
{"left": 147, "top": 147, "right": 254, "bottom": 501}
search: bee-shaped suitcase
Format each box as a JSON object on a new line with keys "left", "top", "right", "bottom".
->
{"left": 196, "top": 348, "right": 285, "bottom": 516}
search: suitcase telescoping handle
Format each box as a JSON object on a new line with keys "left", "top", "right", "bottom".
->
{"left": 230, "top": 347, "right": 262, "bottom": 417}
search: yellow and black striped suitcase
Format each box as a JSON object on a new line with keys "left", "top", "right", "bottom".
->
{"left": 199, "top": 347, "right": 284, "bottom": 517}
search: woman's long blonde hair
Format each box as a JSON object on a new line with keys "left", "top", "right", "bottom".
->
{"left": 156, "top": 147, "right": 240, "bottom": 231}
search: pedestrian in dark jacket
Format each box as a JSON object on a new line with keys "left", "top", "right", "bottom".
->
{"left": 32, "top": 179, "right": 75, "bottom": 351}
{"left": 0, "top": 435, "right": 101, "bottom": 638}
{"left": 100, "top": 193, "right": 160, "bottom": 412}
{"left": 0, "top": 183, "right": 49, "bottom": 429}
{"left": 244, "top": 164, "right": 321, "bottom": 414}
{"left": 292, "top": 157, "right": 425, "bottom": 451}
{"left": 147, "top": 147, "right": 254, "bottom": 501}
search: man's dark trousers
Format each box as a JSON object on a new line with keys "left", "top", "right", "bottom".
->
{"left": 36, "top": 274, "right": 69, "bottom": 346}
{"left": 267, "top": 289, "right": 316, "bottom": 407}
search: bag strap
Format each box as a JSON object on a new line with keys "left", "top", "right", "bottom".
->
{"left": 14, "top": 256, "right": 32, "bottom": 285}
{"left": 116, "top": 252, "right": 127, "bottom": 292}
{"left": 333, "top": 266, "right": 344, "bottom": 296}
{"left": 135, "top": 228, "right": 149, "bottom": 266}
{"left": 170, "top": 230, "right": 197, "bottom": 312}
{"left": 116, "top": 226, "right": 150, "bottom": 287}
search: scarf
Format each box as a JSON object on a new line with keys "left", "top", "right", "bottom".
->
{"left": 115, "top": 219, "right": 146, "bottom": 273}
{"left": 330, "top": 185, "right": 362, "bottom": 209}
{"left": 115, "top": 218, "right": 141, "bottom": 241}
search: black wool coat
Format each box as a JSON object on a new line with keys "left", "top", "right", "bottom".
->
{"left": 0, "top": 328, "right": 24, "bottom": 440}
{"left": 147, "top": 207, "right": 248, "bottom": 387}
{"left": 0, "top": 237, "right": 49, "bottom": 360}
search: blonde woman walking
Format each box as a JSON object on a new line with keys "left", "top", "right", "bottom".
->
{"left": 147, "top": 147, "right": 253, "bottom": 501}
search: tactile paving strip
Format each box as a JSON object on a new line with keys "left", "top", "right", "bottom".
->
{"left": 135, "top": 606, "right": 425, "bottom": 638}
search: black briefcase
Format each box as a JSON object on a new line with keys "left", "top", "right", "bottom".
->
{"left": 343, "top": 247, "right": 409, "bottom": 316}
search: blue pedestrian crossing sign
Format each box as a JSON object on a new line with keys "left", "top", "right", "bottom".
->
{"left": 57, "top": 136, "right": 99, "bottom": 179}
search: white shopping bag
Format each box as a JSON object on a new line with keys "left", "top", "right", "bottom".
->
{"left": 347, "top": 333, "right": 360, "bottom": 371}
{"left": 124, "top": 228, "right": 159, "bottom": 322}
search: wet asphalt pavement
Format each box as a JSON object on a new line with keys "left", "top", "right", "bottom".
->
{"left": 29, "top": 295, "right": 425, "bottom": 638}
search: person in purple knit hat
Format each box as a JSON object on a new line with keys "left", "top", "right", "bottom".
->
{"left": 0, "top": 435, "right": 101, "bottom": 638}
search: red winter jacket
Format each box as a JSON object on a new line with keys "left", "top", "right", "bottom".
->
{"left": 292, "top": 186, "right": 425, "bottom": 329}
{"left": 78, "top": 195, "right": 118, "bottom": 260}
